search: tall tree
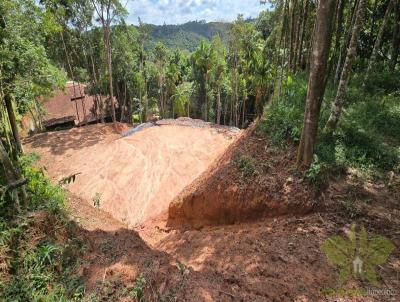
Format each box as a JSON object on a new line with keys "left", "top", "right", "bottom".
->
{"left": 1, "top": 0, "right": 65, "bottom": 152}
{"left": 154, "top": 42, "right": 168, "bottom": 118}
{"left": 334, "top": 0, "right": 358, "bottom": 85}
{"left": 192, "top": 40, "right": 214, "bottom": 121}
{"left": 91, "top": 0, "right": 126, "bottom": 123}
{"left": 210, "top": 35, "right": 227, "bottom": 124}
{"left": 296, "top": 0, "right": 309, "bottom": 71}
{"left": 289, "top": 0, "right": 298, "bottom": 70}
{"left": 325, "top": 0, "right": 366, "bottom": 132}
{"left": 297, "top": 0, "right": 337, "bottom": 168}
{"left": 138, "top": 19, "right": 151, "bottom": 121}
{"left": 390, "top": 0, "right": 400, "bottom": 70}
{"left": 366, "top": 0, "right": 395, "bottom": 74}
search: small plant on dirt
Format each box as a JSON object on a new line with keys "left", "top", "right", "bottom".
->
{"left": 304, "top": 155, "right": 330, "bottom": 192}
{"left": 93, "top": 193, "right": 102, "bottom": 209}
{"left": 342, "top": 200, "right": 361, "bottom": 219}
{"left": 36, "top": 243, "right": 61, "bottom": 266}
{"left": 237, "top": 154, "right": 256, "bottom": 177}
{"left": 176, "top": 261, "right": 192, "bottom": 276}
{"left": 305, "top": 155, "right": 322, "bottom": 182}
{"left": 130, "top": 274, "right": 146, "bottom": 302}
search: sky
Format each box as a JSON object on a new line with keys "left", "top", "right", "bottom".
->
{"left": 126, "top": 0, "right": 268, "bottom": 25}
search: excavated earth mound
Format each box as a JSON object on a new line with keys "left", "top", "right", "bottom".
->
{"left": 24, "top": 122, "right": 240, "bottom": 227}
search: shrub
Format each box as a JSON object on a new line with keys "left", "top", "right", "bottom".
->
{"left": 237, "top": 154, "right": 256, "bottom": 177}
{"left": 0, "top": 153, "right": 84, "bottom": 302}
{"left": 131, "top": 274, "right": 146, "bottom": 302}
{"left": 359, "top": 70, "right": 400, "bottom": 95}
{"left": 20, "top": 153, "right": 65, "bottom": 213}
{"left": 258, "top": 75, "right": 306, "bottom": 144}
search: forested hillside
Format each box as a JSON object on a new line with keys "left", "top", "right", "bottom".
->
{"left": 1, "top": 0, "right": 400, "bottom": 301}
{"left": 146, "top": 20, "right": 231, "bottom": 51}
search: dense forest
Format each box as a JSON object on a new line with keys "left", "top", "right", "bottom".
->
{"left": 1, "top": 0, "right": 400, "bottom": 300}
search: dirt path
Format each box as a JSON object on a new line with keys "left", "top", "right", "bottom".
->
{"left": 68, "top": 187, "right": 399, "bottom": 302}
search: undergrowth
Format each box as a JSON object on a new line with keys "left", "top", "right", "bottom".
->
{"left": 0, "top": 153, "right": 84, "bottom": 301}
{"left": 236, "top": 154, "right": 257, "bottom": 177}
{"left": 259, "top": 71, "right": 400, "bottom": 188}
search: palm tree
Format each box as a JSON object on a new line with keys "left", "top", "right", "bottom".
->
{"left": 171, "top": 82, "right": 193, "bottom": 117}
{"left": 192, "top": 41, "right": 214, "bottom": 121}
{"left": 248, "top": 47, "right": 272, "bottom": 116}
{"left": 166, "top": 62, "right": 180, "bottom": 117}
{"left": 210, "top": 36, "right": 227, "bottom": 125}
{"left": 154, "top": 42, "right": 168, "bottom": 118}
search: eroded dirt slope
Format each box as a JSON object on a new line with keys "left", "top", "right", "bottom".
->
{"left": 168, "top": 124, "right": 315, "bottom": 228}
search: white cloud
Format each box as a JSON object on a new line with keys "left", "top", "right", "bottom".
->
{"left": 126, "top": 0, "right": 267, "bottom": 25}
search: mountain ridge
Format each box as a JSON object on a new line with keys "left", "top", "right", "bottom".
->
{"left": 145, "top": 20, "right": 232, "bottom": 51}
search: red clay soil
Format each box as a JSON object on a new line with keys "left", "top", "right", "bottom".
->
{"left": 23, "top": 122, "right": 400, "bottom": 301}
{"left": 24, "top": 123, "right": 240, "bottom": 227}
{"left": 168, "top": 123, "right": 315, "bottom": 228}
{"left": 69, "top": 182, "right": 399, "bottom": 302}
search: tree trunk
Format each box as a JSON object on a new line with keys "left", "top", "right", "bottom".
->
{"left": 204, "top": 73, "right": 208, "bottom": 122}
{"left": 334, "top": 0, "right": 359, "bottom": 85}
{"left": 367, "top": 0, "right": 395, "bottom": 73}
{"left": 289, "top": 0, "right": 298, "bottom": 70}
{"left": 334, "top": 0, "right": 345, "bottom": 59}
{"left": 104, "top": 26, "right": 116, "bottom": 123}
{"left": 120, "top": 81, "right": 127, "bottom": 122}
{"left": 242, "top": 97, "right": 246, "bottom": 127}
{"left": 145, "top": 80, "right": 148, "bottom": 122}
{"left": 89, "top": 51, "right": 104, "bottom": 123}
{"left": 326, "top": 0, "right": 344, "bottom": 84}
{"left": 4, "top": 94, "right": 23, "bottom": 153}
{"left": 160, "top": 80, "right": 164, "bottom": 118}
{"left": 33, "top": 98, "right": 43, "bottom": 130}
{"left": 293, "top": 0, "right": 304, "bottom": 73}
{"left": 60, "top": 30, "right": 82, "bottom": 124}
{"left": 325, "top": 0, "right": 366, "bottom": 132}
{"left": 0, "top": 139, "right": 27, "bottom": 209}
{"left": 216, "top": 88, "right": 221, "bottom": 125}
{"left": 297, "top": 0, "right": 309, "bottom": 69}
{"left": 390, "top": 0, "right": 400, "bottom": 70}
{"left": 324, "top": 0, "right": 340, "bottom": 86}
{"left": 297, "top": 0, "right": 336, "bottom": 169}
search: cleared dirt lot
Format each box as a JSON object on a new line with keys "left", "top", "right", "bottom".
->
{"left": 23, "top": 122, "right": 399, "bottom": 301}
{"left": 24, "top": 123, "right": 239, "bottom": 227}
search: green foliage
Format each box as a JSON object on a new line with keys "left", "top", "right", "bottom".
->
{"left": 236, "top": 154, "right": 256, "bottom": 177}
{"left": 130, "top": 274, "right": 146, "bottom": 302}
{"left": 20, "top": 153, "right": 65, "bottom": 212}
{"left": 0, "top": 0, "right": 67, "bottom": 114}
{"left": 258, "top": 75, "right": 306, "bottom": 144}
{"left": 357, "top": 70, "right": 400, "bottom": 95}
{"left": 148, "top": 20, "right": 231, "bottom": 52}
{"left": 261, "top": 72, "right": 400, "bottom": 176}
{"left": 1, "top": 238, "right": 84, "bottom": 301}
{"left": 172, "top": 82, "right": 193, "bottom": 116}
{"left": 305, "top": 155, "right": 322, "bottom": 182}
{"left": 0, "top": 153, "right": 83, "bottom": 301}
